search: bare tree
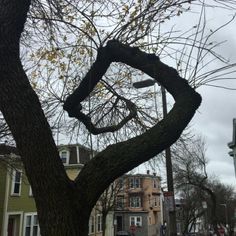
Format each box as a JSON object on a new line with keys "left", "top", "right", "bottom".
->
{"left": 172, "top": 136, "right": 236, "bottom": 235}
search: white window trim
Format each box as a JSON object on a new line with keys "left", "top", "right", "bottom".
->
{"left": 96, "top": 214, "right": 102, "bottom": 233}
{"left": 4, "top": 212, "right": 23, "bottom": 236}
{"left": 29, "top": 186, "right": 33, "bottom": 197}
{"left": 89, "top": 216, "right": 95, "bottom": 234}
{"left": 76, "top": 146, "right": 80, "bottom": 164}
{"left": 130, "top": 216, "right": 142, "bottom": 227}
{"left": 10, "top": 169, "right": 22, "bottom": 196}
{"left": 23, "top": 212, "right": 40, "bottom": 236}
{"left": 59, "top": 149, "right": 70, "bottom": 165}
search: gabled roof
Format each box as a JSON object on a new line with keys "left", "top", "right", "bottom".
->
{"left": 228, "top": 119, "right": 236, "bottom": 155}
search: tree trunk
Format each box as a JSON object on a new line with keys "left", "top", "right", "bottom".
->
{"left": 0, "top": 1, "right": 91, "bottom": 235}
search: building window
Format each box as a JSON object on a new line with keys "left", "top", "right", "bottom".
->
{"left": 118, "top": 178, "right": 124, "bottom": 190}
{"left": 129, "top": 177, "right": 141, "bottom": 189}
{"left": 59, "top": 150, "right": 69, "bottom": 164}
{"left": 24, "top": 213, "right": 40, "bottom": 236}
{"left": 116, "top": 196, "right": 124, "bottom": 209}
{"left": 153, "top": 179, "right": 158, "bottom": 188}
{"left": 153, "top": 196, "right": 158, "bottom": 207}
{"left": 130, "top": 196, "right": 141, "bottom": 208}
{"left": 11, "top": 169, "right": 22, "bottom": 196}
{"left": 89, "top": 216, "right": 95, "bottom": 234}
{"left": 130, "top": 216, "right": 142, "bottom": 227}
{"left": 97, "top": 215, "right": 102, "bottom": 233}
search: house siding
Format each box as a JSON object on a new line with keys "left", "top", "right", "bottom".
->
{"left": 69, "top": 146, "right": 77, "bottom": 164}
{"left": 79, "top": 147, "right": 91, "bottom": 164}
{"left": 0, "top": 164, "right": 7, "bottom": 234}
{"left": 1, "top": 143, "right": 111, "bottom": 236}
{"left": 7, "top": 170, "right": 36, "bottom": 212}
{"left": 115, "top": 211, "right": 148, "bottom": 236}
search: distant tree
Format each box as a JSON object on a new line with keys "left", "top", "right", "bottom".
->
{"left": 173, "top": 136, "right": 236, "bottom": 235}
{"left": 176, "top": 186, "right": 205, "bottom": 235}
{"left": 94, "top": 181, "right": 123, "bottom": 236}
{"left": 210, "top": 180, "right": 236, "bottom": 233}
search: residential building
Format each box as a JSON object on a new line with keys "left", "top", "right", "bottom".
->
{"left": 114, "top": 171, "right": 162, "bottom": 236}
{"left": 0, "top": 143, "right": 113, "bottom": 236}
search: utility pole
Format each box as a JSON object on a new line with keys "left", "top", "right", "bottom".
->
{"left": 161, "top": 86, "right": 177, "bottom": 236}
{"left": 133, "top": 79, "right": 177, "bottom": 236}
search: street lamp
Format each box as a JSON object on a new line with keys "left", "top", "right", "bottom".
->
{"left": 133, "top": 79, "right": 177, "bottom": 236}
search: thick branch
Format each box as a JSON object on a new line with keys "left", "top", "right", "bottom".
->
{"left": 64, "top": 40, "right": 194, "bottom": 134}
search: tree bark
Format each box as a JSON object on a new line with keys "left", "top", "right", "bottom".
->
{"left": 0, "top": 1, "right": 201, "bottom": 236}
{"left": 0, "top": 1, "right": 89, "bottom": 235}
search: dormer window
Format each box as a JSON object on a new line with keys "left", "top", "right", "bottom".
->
{"left": 59, "top": 150, "right": 69, "bottom": 165}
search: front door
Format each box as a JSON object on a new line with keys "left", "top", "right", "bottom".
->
{"left": 117, "top": 216, "right": 123, "bottom": 231}
{"left": 7, "top": 215, "right": 20, "bottom": 236}
{"left": 7, "top": 217, "right": 15, "bottom": 236}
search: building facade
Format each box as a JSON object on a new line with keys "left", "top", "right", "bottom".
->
{"left": 0, "top": 143, "right": 113, "bottom": 236}
{"left": 114, "top": 172, "right": 162, "bottom": 236}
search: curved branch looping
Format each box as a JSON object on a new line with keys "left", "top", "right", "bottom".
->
{"left": 64, "top": 40, "right": 201, "bottom": 135}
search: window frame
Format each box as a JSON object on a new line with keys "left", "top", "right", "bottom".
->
{"left": 96, "top": 214, "right": 102, "bottom": 233}
{"left": 118, "top": 178, "right": 124, "bottom": 190}
{"left": 130, "top": 216, "right": 142, "bottom": 227}
{"left": 116, "top": 196, "right": 125, "bottom": 209}
{"left": 23, "top": 213, "right": 40, "bottom": 236}
{"left": 153, "top": 179, "right": 158, "bottom": 189}
{"left": 153, "top": 196, "right": 158, "bottom": 207}
{"left": 135, "top": 178, "right": 141, "bottom": 188}
{"left": 89, "top": 215, "right": 95, "bottom": 234}
{"left": 11, "top": 169, "right": 22, "bottom": 196}
{"left": 129, "top": 196, "right": 141, "bottom": 208}
{"left": 59, "top": 150, "right": 70, "bottom": 165}
{"left": 129, "top": 177, "right": 141, "bottom": 189}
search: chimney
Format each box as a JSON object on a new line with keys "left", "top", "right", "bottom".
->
{"left": 147, "top": 170, "right": 150, "bottom": 175}
{"left": 153, "top": 172, "right": 156, "bottom": 176}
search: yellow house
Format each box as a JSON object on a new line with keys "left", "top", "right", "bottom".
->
{"left": 0, "top": 143, "right": 113, "bottom": 236}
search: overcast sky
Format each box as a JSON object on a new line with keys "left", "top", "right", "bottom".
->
{"left": 180, "top": 2, "right": 236, "bottom": 189}
{"left": 138, "top": 2, "right": 236, "bottom": 190}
